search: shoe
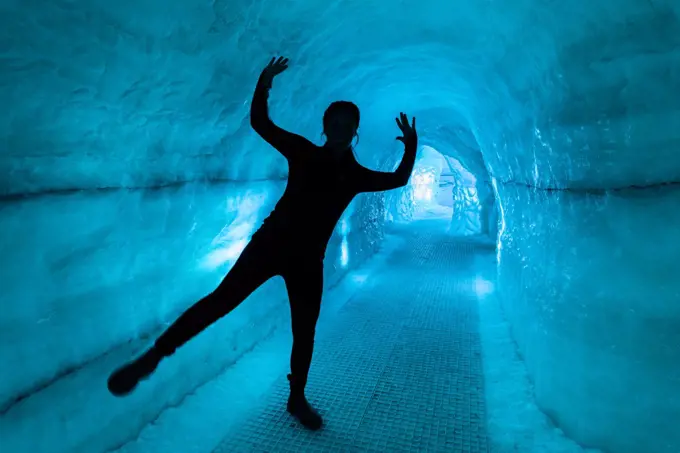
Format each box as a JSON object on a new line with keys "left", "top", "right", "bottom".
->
{"left": 286, "top": 374, "right": 323, "bottom": 430}
{"left": 107, "top": 348, "right": 162, "bottom": 397}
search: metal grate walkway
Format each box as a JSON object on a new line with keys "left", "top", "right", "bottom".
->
{"left": 214, "top": 225, "right": 492, "bottom": 452}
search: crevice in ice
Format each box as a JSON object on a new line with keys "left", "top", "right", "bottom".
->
{"left": 4, "top": 174, "right": 677, "bottom": 203}
{"left": 496, "top": 178, "right": 680, "bottom": 193}
{"left": 0, "top": 177, "right": 290, "bottom": 202}
{"left": 0, "top": 345, "right": 117, "bottom": 415}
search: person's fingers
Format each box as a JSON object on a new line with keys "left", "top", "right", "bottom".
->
{"left": 268, "top": 57, "right": 275, "bottom": 66}
{"left": 412, "top": 117, "right": 416, "bottom": 130}
{"left": 396, "top": 136, "right": 404, "bottom": 142}
{"left": 281, "top": 57, "right": 289, "bottom": 65}
{"left": 395, "top": 117, "right": 402, "bottom": 129}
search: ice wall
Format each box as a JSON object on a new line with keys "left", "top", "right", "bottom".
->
{"left": 0, "top": 1, "right": 387, "bottom": 450}
{"left": 497, "top": 184, "right": 680, "bottom": 453}
{"left": 1, "top": 0, "right": 679, "bottom": 452}
{"left": 0, "top": 181, "right": 383, "bottom": 452}
{"left": 481, "top": 4, "right": 680, "bottom": 453}
{"left": 445, "top": 157, "right": 483, "bottom": 236}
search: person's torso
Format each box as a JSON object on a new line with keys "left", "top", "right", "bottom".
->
{"left": 261, "top": 148, "right": 361, "bottom": 249}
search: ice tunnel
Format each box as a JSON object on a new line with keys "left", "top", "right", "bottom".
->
{"left": 1, "top": 1, "right": 679, "bottom": 452}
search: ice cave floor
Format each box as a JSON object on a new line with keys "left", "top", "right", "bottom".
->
{"left": 96, "top": 219, "right": 598, "bottom": 453}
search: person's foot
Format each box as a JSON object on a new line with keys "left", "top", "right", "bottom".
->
{"left": 286, "top": 374, "right": 323, "bottom": 430}
{"left": 107, "top": 348, "right": 162, "bottom": 397}
{"left": 287, "top": 393, "right": 323, "bottom": 430}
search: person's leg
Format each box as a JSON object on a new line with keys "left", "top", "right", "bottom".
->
{"left": 108, "top": 236, "right": 277, "bottom": 397}
{"left": 282, "top": 256, "right": 324, "bottom": 430}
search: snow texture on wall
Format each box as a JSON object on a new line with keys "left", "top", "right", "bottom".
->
{"left": 1, "top": 0, "right": 679, "bottom": 452}
{"left": 0, "top": 180, "right": 383, "bottom": 453}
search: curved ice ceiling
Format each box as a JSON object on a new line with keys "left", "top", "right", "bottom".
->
{"left": 2, "top": 0, "right": 677, "bottom": 195}
{"left": 1, "top": 1, "right": 679, "bottom": 452}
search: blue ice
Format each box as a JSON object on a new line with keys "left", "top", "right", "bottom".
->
{"left": 0, "top": 1, "right": 679, "bottom": 452}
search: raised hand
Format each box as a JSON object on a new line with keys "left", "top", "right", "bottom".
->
{"left": 261, "top": 56, "right": 289, "bottom": 79}
{"left": 395, "top": 112, "right": 417, "bottom": 146}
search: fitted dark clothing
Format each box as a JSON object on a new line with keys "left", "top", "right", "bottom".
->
{"left": 152, "top": 74, "right": 417, "bottom": 388}
{"left": 251, "top": 75, "right": 417, "bottom": 256}
{"left": 154, "top": 230, "right": 323, "bottom": 383}
{"left": 259, "top": 148, "right": 374, "bottom": 256}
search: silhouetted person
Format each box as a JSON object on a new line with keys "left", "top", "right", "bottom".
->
{"left": 107, "top": 56, "right": 418, "bottom": 431}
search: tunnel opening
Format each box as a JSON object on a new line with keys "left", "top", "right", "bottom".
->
{"left": 384, "top": 145, "right": 446, "bottom": 224}
{"left": 384, "top": 142, "right": 497, "bottom": 246}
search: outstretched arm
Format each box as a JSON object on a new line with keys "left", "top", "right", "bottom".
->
{"left": 358, "top": 113, "right": 418, "bottom": 192}
{"left": 250, "top": 57, "right": 310, "bottom": 160}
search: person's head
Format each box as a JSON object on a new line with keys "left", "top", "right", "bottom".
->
{"left": 322, "top": 101, "right": 360, "bottom": 150}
